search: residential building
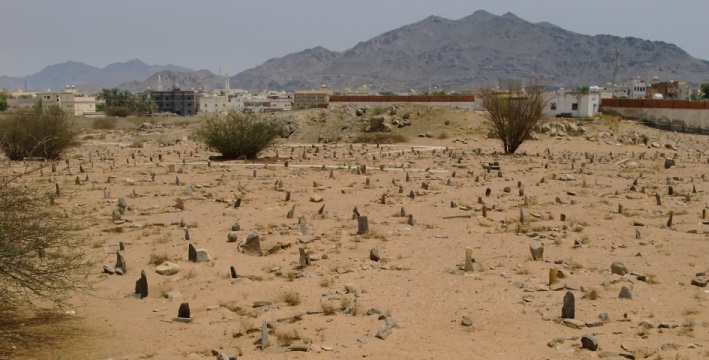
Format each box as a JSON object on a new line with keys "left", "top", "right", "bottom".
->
{"left": 198, "top": 95, "right": 229, "bottom": 115}
{"left": 649, "top": 80, "right": 689, "bottom": 99}
{"left": 233, "top": 93, "right": 270, "bottom": 113}
{"left": 150, "top": 87, "right": 199, "bottom": 116}
{"left": 545, "top": 88, "right": 601, "bottom": 118}
{"left": 38, "top": 86, "right": 96, "bottom": 115}
{"left": 294, "top": 87, "right": 331, "bottom": 109}
{"left": 6, "top": 97, "right": 38, "bottom": 111}
{"left": 266, "top": 93, "right": 293, "bottom": 112}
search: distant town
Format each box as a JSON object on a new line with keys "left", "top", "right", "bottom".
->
{"left": 1, "top": 74, "right": 708, "bottom": 121}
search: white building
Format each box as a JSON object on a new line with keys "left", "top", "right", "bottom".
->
{"left": 231, "top": 92, "right": 293, "bottom": 113}
{"left": 602, "top": 78, "right": 647, "bottom": 99}
{"left": 198, "top": 95, "right": 229, "bottom": 114}
{"left": 545, "top": 88, "right": 601, "bottom": 118}
{"left": 38, "top": 86, "right": 96, "bottom": 115}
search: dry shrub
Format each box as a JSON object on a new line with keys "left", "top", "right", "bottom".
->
{"left": 352, "top": 133, "right": 408, "bottom": 144}
{"left": 91, "top": 118, "right": 116, "bottom": 130}
{"left": 0, "top": 108, "right": 77, "bottom": 160}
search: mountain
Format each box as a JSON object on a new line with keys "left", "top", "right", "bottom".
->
{"left": 118, "top": 69, "right": 226, "bottom": 93}
{"left": 230, "top": 10, "right": 709, "bottom": 91}
{"left": 5, "top": 11, "right": 709, "bottom": 93}
{"left": 0, "top": 59, "right": 192, "bottom": 92}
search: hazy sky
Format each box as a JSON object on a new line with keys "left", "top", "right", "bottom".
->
{"left": 2, "top": 0, "right": 707, "bottom": 77}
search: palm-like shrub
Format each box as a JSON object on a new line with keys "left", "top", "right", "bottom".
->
{"left": 194, "top": 112, "right": 281, "bottom": 159}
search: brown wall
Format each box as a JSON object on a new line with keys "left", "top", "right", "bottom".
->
{"left": 601, "top": 98, "right": 709, "bottom": 109}
{"left": 329, "top": 95, "right": 474, "bottom": 103}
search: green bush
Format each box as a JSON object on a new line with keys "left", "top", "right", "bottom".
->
{"left": 0, "top": 107, "right": 77, "bottom": 160}
{"left": 104, "top": 106, "right": 131, "bottom": 117}
{"left": 193, "top": 111, "right": 281, "bottom": 159}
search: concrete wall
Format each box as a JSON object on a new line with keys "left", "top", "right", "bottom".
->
{"left": 604, "top": 106, "right": 709, "bottom": 134}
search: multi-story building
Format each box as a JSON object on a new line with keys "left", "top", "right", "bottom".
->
{"left": 266, "top": 93, "right": 293, "bottom": 112}
{"left": 198, "top": 95, "right": 229, "bottom": 115}
{"left": 294, "top": 87, "right": 331, "bottom": 109}
{"left": 150, "top": 87, "right": 199, "bottom": 116}
{"left": 38, "top": 86, "right": 96, "bottom": 115}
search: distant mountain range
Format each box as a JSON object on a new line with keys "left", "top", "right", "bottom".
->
{"left": 0, "top": 59, "right": 192, "bottom": 93}
{"left": 3, "top": 10, "right": 709, "bottom": 93}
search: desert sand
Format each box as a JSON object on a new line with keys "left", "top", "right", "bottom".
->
{"left": 4, "top": 105, "right": 709, "bottom": 360}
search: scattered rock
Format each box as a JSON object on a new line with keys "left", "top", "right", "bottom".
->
{"left": 241, "top": 233, "right": 262, "bottom": 256}
{"left": 155, "top": 262, "right": 180, "bottom": 276}
{"left": 618, "top": 286, "right": 633, "bottom": 299}
{"left": 581, "top": 334, "right": 599, "bottom": 351}
{"left": 611, "top": 261, "right": 628, "bottom": 276}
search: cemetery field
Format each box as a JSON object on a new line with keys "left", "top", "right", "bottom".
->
{"left": 5, "top": 107, "right": 709, "bottom": 360}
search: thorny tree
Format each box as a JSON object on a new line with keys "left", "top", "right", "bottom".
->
{"left": 479, "top": 81, "right": 548, "bottom": 154}
{"left": 0, "top": 161, "right": 93, "bottom": 309}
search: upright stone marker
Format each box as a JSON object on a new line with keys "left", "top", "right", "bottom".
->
{"left": 357, "top": 216, "right": 369, "bottom": 235}
{"left": 135, "top": 270, "right": 148, "bottom": 299}
{"left": 530, "top": 244, "right": 544, "bottom": 261}
{"left": 464, "top": 248, "right": 474, "bottom": 272}
{"left": 561, "top": 291, "right": 575, "bottom": 319}
{"left": 188, "top": 243, "right": 197, "bottom": 262}
{"left": 177, "top": 302, "right": 190, "bottom": 318}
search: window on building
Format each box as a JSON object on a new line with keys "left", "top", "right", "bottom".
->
{"left": 572, "top": 103, "right": 578, "bottom": 111}
{"left": 550, "top": 103, "right": 557, "bottom": 110}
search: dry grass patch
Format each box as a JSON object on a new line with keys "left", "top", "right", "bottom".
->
{"left": 148, "top": 252, "right": 169, "bottom": 266}
{"left": 279, "top": 291, "right": 301, "bottom": 306}
{"left": 352, "top": 133, "right": 408, "bottom": 144}
{"left": 275, "top": 329, "right": 303, "bottom": 346}
{"left": 321, "top": 301, "right": 338, "bottom": 315}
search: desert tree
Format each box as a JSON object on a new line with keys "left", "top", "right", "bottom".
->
{"left": 193, "top": 111, "right": 281, "bottom": 159}
{"left": 479, "top": 80, "right": 548, "bottom": 154}
{"left": 0, "top": 161, "right": 94, "bottom": 309}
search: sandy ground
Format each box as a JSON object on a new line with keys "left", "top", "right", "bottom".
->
{"left": 4, "top": 107, "right": 709, "bottom": 360}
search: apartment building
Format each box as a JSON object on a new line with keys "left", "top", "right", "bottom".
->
{"left": 294, "top": 88, "right": 331, "bottom": 109}
{"left": 150, "top": 87, "right": 199, "bottom": 116}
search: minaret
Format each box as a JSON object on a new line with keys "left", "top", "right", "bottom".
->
{"left": 157, "top": 74, "right": 163, "bottom": 91}
{"left": 225, "top": 67, "right": 230, "bottom": 96}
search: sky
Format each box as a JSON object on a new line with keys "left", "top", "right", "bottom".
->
{"left": 2, "top": 0, "right": 708, "bottom": 77}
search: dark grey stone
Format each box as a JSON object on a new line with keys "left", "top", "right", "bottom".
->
{"left": 177, "top": 302, "right": 190, "bottom": 318}
{"left": 581, "top": 333, "right": 599, "bottom": 351}
{"left": 610, "top": 261, "right": 628, "bottom": 276}
{"left": 135, "top": 270, "right": 148, "bottom": 299}
{"left": 357, "top": 216, "right": 369, "bottom": 235}
{"left": 370, "top": 248, "right": 380, "bottom": 262}
{"left": 618, "top": 286, "right": 633, "bottom": 299}
{"left": 561, "top": 291, "right": 575, "bottom": 319}
{"left": 188, "top": 243, "right": 197, "bottom": 262}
